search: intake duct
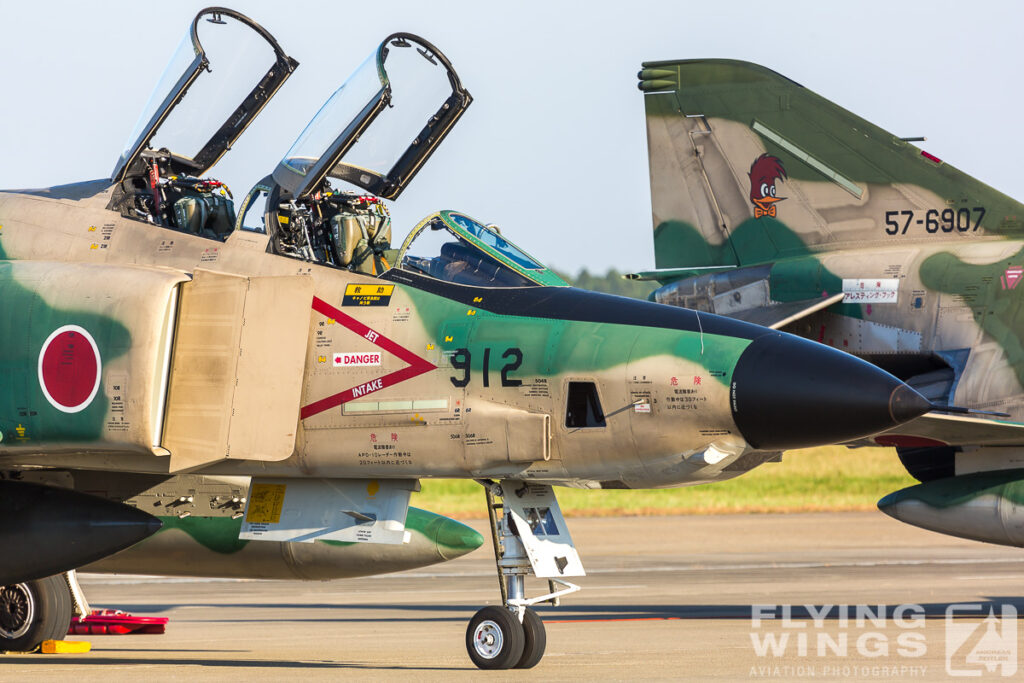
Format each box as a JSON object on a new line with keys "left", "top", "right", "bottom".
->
{"left": 896, "top": 446, "right": 958, "bottom": 483}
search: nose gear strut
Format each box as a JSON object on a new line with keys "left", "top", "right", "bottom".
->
{"left": 466, "top": 479, "right": 583, "bottom": 670}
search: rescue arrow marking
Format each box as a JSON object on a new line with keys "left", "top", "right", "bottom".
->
{"left": 300, "top": 296, "right": 436, "bottom": 420}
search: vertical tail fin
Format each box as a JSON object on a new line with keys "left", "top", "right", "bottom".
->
{"left": 640, "top": 59, "right": 1024, "bottom": 270}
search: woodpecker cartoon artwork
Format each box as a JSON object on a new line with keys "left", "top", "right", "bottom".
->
{"left": 748, "top": 154, "right": 786, "bottom": 219}
{"left": 636, "top": 58, "right": 1024, "bottom": 562}
{"left": 0, "top": 18, "right": 945, "bottom": 668}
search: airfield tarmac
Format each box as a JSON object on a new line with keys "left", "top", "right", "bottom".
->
{"left": 6, "top": 512, "right": 1024, "bottom": 681}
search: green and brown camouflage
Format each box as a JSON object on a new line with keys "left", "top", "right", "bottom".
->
{"left": 0, "top": 22, "right": 932, "bottom": 517}
{"left": 0, "top": 184, "right": 757, "bottom": 488}
{"left": 11, "top": 469, "right": 482, "bottom": 578}
{"left": 84, "top": 480, "right": 484, "bottom": 579}
{"left": 878, "top": 468, "right": 1024, "bottom": 547}
{"left": 0, "top": 14, "right": 941, "bottom": 659}
{"left": 0, "top": 10, "right": 963, "bottom": 665}
{"left": 0, "top": 28, "right": 923, "bottom": 494}
{"left": 637, "top": 58, "right": 1024, "bottom": 547}
{"left": 0, "top": 171, "right": 931, "bottom": 492}
{"left": 639, "top": 58, "right": 1024, "bottom": 432}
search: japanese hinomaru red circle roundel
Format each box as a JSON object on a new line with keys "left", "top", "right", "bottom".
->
{"left": 37, "top": 325, "right": 102, "bottom": 413}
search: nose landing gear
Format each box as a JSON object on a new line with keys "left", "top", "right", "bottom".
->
{"left": 466, "top": 605, "right": 524, "bottom": 669}
{"left": 466, "top": 480, "right": 583, "bottom": 670}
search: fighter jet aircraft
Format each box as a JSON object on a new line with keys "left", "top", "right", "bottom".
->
{"left": 635, "top": 60, "right": 1024, "bottom": 553}
{"left": 0, "top": 9, "right": 938, "bottom": 668}
{"left": 0, "top": 7, "right": 484, "bottom": 653}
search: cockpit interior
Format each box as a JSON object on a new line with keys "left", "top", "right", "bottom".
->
{"left": 108, "top": 10, "right": 565, "bottom": 290}
{"left": 108, "top": 9, "right": 296, "bottom": 239}
{"left": 395, "top": 212, "right": 565, "bottom": 288}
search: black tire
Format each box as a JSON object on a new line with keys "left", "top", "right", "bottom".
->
{"left": 44, "top": 575, "right": 73, "bottom": 643}
{"left": 515, "top": 607, "right": 546, "bottom": 669}
{"left": 0, "top": 575, "right": 72, "bottom": 652}
{"left": 466, "top": 606, "right": 525, "bottom": 670}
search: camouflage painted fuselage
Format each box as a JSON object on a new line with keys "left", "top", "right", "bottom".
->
{"left": 0, "top": 181, "right": 770, "bottom": 490}
{"left": 639, "top": 59, "right": 1024, "bottom": 546}
{"left": 641, "top": 60, "right": 1024, "bottom": 460}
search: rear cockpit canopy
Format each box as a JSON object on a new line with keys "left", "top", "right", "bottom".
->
{"left": 230, "top": 34, "right": 561, "bottom": 288}
{"left": 234, "top": 33, "right": 476, "bottom": 274}
{"left": 112, "top": 8, "right": 296, "bottom": 183}
{"left": 271, "top": 33, "right": 471, "bottom": 202}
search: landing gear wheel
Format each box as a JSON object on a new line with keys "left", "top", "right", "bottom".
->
{"left": 466, "top": 606, "right": 525, "bottom": 670}
{"left": 514, "top": 607, "right": 546, "bottom": 669}
{"left": 0, "top": 575, "right": 73, "bottom": 651}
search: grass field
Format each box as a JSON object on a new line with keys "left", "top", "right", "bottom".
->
{"left": 413, "top": 446, "right": 916, "bottom": 518}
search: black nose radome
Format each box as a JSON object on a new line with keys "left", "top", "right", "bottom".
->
{"left": 888, "top": 383, "right": 932, "bottom": 424}
{"left": 730, "top": 333, "right": 931, "bottom": 450}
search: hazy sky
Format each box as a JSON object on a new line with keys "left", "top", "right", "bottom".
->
{"left": 2, "top": 1, "right": 1022, "bottom": 274}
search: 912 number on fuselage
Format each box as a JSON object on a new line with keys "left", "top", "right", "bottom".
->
{"left": 449, "top": 347, "right": 523, "bottom": 388}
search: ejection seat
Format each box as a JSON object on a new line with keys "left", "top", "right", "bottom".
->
{"left": 331, "top": 209, "right": 392, "bottom": 274}
{"left": 106, "top": 9, "right": 297, "bottom": 241}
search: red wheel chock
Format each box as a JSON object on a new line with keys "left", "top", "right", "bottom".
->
{"left": 68, "top": 609, "right": 168, "bottom": 635}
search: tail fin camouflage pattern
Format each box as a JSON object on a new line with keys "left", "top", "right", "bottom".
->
{"left": 640, "top": 59, "right": 1024, "bottom": 272}
{"left": 640, "top": 59, "right": 1024, "bottom": 551}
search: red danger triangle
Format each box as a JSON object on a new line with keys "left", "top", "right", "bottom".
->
{"left": 299, "top": 296, "right": 437, "bottom": 420}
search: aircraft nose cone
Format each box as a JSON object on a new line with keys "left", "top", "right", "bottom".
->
{"left": 888, "top": 383, "right": 932, "bottom": 424}
{"left": 729, "top": 333, "right": 930, "bottom": 450}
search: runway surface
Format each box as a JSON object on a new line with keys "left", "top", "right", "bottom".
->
{"left": 7, "top": 512, "right": 1024, "bottom": 681}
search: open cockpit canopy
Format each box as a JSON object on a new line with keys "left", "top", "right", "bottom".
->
{"left": 112, "top": 7, "right": 297, "bottom": 182}
{"left": 271, "top": 33, "right": 471, "bottom": 201}
{"left": 229, "top": 32, "right": 555, "bottom": 290}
